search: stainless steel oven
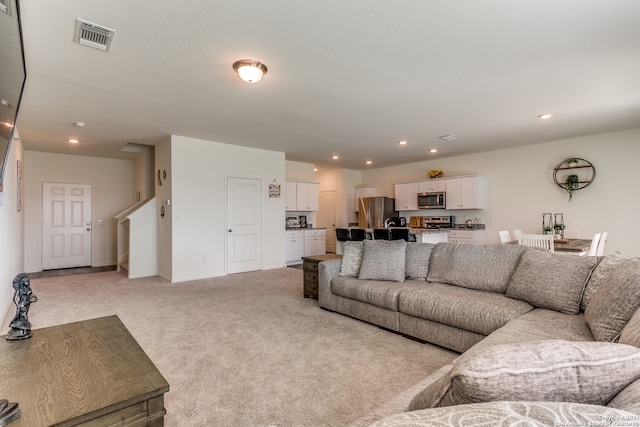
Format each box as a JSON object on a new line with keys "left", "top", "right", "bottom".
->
{"left": 417, "top": 192, "right": 445, "bottom": 209}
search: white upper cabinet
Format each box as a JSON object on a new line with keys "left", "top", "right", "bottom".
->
{"left": 394, "top": 182, "right": 419, "bottom": 211}
{"left": 445, "top": 176, "right": 483, "bottom": 209}
{"left": 285, "top": 181, "right": 297, "bottom": 210}
{"left": 286, "top": 181, "right": 319, "bottom": 211}
{"left": 418, "top": 180, "right": 446, "bottom": 193}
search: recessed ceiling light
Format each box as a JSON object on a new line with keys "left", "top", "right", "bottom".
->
{"left": 74, "top": 121, "right": 86, "bottom": 127}
{"left": 2, "top": 121, "right": 12, "bottom": 128}
{"left": 438, "top": 134, "right": 459, "bottom": 141}
{"left": 365, "top": 160, "right": 373, "bottom": 165}
{"left": 398, "top": 140, "right": 408, "bottom": 145}
{"left": 314, "top": 168, "right": 318, "bottom": 172}
{"left": 429, "top": 148, "right": 438, "bottom": 153}
{"left": 1, "top": 99, "right": 9, "bottom": 107}
{"left": 68, "top": 139, "right": 79, "bottom": 144}
{"left": 538, "top": 113, "right": 552, "bottom": 119}
{"left": 332, "top": 155, "right": 339, "bottom": 160}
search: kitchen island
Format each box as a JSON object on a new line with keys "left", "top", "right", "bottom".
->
{"left": 410, "top": 229, "right": 449, "bottom": 244}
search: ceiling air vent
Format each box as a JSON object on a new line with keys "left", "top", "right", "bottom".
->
{"left": 74, "top": 19, "right": 115, "bottom": 51}
{"left": 0, "top": 0, "right": 10, "bottom": 15}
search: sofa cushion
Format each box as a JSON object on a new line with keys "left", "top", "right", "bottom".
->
{"left": 608, "top": 378, "right": 640, "bottom": 415}
{"left": 505, "top": 249, "right": 598, "bottom": 315}
{"left": 331, "top": 277, "right": 421, "bottom": 311}
{"left": 586, "top": 258, "right": 640, "bottom": 342}
{"left": 406, "top": 340, "right": 640, "bottom": 411}
{"left": 339, "top": 241, "right": 363, "bottom": 277}
{"left": 464, "top": 309, "right": 595, "bottom": 359}
{"left": 405, "top": 243, "right": 434, "bottom": 281}
{"left": 375, "top": 401, "right": 639, "bottom": 426}
{"left": 582, "top": 252, "right": 628, "bottom": 311}
{"left": 358, "top": 240, "right": 407, "bottom": 282}
{"left": 426, "top": 243, "right": 526, "bottom": 293}
{"left": 399, "top": 282, "right": 533, "bottom": 336}
{"left": 620, "top": 308, "right": 640, "bottom": 348}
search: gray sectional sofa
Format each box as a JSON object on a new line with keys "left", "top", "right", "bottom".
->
{"left": 317, "top": 240, "right": 640, "bottom": 425}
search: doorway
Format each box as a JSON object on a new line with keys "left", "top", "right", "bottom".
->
{"left": 319, "top": 190, "right": 336, "bottom": 253}
{"left": 226, "top": 177, "right": 262, "bottom": 274}
{"left": 42, "top": 182, "right": 92, "bottom": 270}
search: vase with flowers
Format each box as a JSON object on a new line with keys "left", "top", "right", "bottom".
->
{"left": 428, "top": 169, "right": 443, "bottom": 179}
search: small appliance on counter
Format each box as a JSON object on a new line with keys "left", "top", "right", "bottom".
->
{"left": 411, "top": 215, "right": 456, "bottom": 229}
{"left": 286, "top": 216, "right": 301, "bottom": 229}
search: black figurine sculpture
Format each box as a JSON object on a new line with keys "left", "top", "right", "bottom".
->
{"left": 6, "top": 273, "right": 37, "bottom": 341}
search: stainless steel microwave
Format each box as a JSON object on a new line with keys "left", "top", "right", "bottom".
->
{"left": 417, "top": 192, "right": 445, "bottom": 209}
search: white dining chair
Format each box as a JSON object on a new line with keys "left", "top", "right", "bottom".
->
{"left": 588, "top": 233, "right": 602, "bottom": 256}
{"left": 596, "top": 232, "right": 608, "bottom": 256}
{"left": 563, "top": 229, "right": 580, "bottom": 239}
{"left": 518, "top": 234, "right": 554, "bottom": 252}
{"left": 498, "top": 230, "right": 511, "bottom": 243}
{"left": 512, "top": 229, "right": 522, "bottom": 241}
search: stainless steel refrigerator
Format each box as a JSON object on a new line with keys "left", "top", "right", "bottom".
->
{"left": 358, "top": 197, "right": 397, "bottom": 229}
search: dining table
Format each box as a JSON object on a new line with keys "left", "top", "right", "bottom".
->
{"left": 505, "top": 238, "right": 592, "bottom": 256}
{"left": 552, "top": 238, "right": 592, "bottom": 256}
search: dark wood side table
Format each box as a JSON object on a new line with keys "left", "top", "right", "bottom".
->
{"left": 0, "top": 315, "right": 169, "bottom": 427}
{"left": 302, "top": 253, "right": 342, "bottom": 298}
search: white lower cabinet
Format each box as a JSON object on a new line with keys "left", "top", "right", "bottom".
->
{"left": 285, "top": 231, "right": 305, "bottom": 264}
{"left": 286, "top": 229, "right": 326, "bottom": 264}
{"left": 304, "top": 229, "right": 326, "bottom": 257}
{"left": 447, "top": 229, "right": 474, "bottom": 244}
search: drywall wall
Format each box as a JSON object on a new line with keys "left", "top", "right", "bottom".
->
{"left": 23, "top": 151, "right": 135, "bottom": 272}
{"left": 165, "top": 135, "right": 286, "bottom": 282}
{"left": 359, "top": 128, "right": 640, "bottom": 256}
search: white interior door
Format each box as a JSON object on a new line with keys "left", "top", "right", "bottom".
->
{"left": 42, "top": 182, "right": 92, "bottom": 269}
{"left": 319, "top": 190, "right": 336, "bottom": 253}
{"left": 227, "top": 177, "right": 262, "bottom": 274}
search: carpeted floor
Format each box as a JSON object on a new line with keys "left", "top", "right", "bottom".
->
{"left": 9, "top": 268, "right": 457, "bottom": 426}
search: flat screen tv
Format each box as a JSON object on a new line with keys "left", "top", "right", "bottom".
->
{"left": 0, "top": 0, "right": 27, "bottom": 186}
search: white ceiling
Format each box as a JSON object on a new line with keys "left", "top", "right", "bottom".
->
{"left": 15, "top": 0, "right": 640, "bottom": 171}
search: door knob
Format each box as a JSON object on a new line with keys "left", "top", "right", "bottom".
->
{"left": 228, "top": 229, "right": 232, "bottom": 233}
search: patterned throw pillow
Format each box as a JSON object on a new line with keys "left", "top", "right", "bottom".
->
{"left": 581, "top": 252, "right": 629, "bottom": 311}
{"left": 405, "top": 243, "right": 434, "bottom": 281}
{"left": 358, "top": 240, "right": 407, "bottom": 282}
{"left": 505, "top": 249, "right": 598, "bottom": 315}
{"left": 406, "top": 340, "right": 640, "bottom": 411}
{"left": 585, "top": 258, "right": 640, "bottom": 342}
{"left": 338, "top": 241, "right": 363, "bottom": 277}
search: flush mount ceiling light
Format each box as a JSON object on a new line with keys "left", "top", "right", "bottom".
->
{"left": 538, "top": 113, "right": 552, "bottom": 119}
{"left": 232, "top": 59, "right": 268, "bottom": 83}
{"left": 438, "top": 134, "right": 459, "bottom": 141}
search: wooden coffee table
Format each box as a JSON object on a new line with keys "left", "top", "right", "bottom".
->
{"left": 0, "top": 315, "right": 169, "bottom": 426}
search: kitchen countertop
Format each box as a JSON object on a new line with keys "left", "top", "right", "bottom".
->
{"left": 285, "top": 227, "right": 326, "bottom": 231}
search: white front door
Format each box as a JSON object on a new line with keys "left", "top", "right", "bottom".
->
{"left": 227, "top": 177, "right": 262, "bottom": 274}
{"left": 42, "top": 182, "right": 92, "bottom": 269}
{"left": 319, "top": 190, "right": 336, "bottom": 253}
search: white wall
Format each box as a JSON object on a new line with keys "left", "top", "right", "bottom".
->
{"left": 23, "top": 151, "right": 135, "bottom": 272}
{"left": 0, "top": 132, "right": 25, "bottom": 323}
{"left": 164, "top": 135, "right": 286, "bottom": 283}
{"left": 155, "top": 137, "right": 172, "bottom": 281}
{"left": 358, "top": 128, "right": 640, "bottom": 256}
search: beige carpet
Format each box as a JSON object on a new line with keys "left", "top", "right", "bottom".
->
{"left": 10, "top": 268, "right": 457, "bottom": 426}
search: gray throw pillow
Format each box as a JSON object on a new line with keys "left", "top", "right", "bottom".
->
{"left": 358, "top": 240, "right": 407, "bottom": 282}
{"left": 338, "top": 241, "right": 363, "bottom": 277}
{"left": 581, "top": 252, "right": 628, "bottom": 311}
{"left": 406, "top": 340, "right": 640, "bottom": 411}
{"left": 405, "top": 243, "right": 434, "bottom": 281}
{"left": 585, "top": 258, "right": 640, "bottom": 342}
{"left": 608, "top": 378, "right": 640, "bottom": 414}
{"left": 505, "top": 249, "right": 598, "bottom": 315}
{"left": 620, "top": 308, "right": 640, "bottom": 348}
{"left": 426, "top": 243, "right": 526, "bottom": 293}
